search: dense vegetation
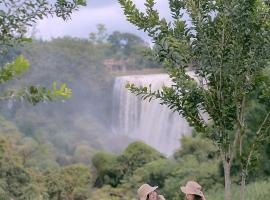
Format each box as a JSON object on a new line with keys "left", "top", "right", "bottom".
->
{"left": 0, "top": 117, "right": 269, "bottom": 199}
{"left": 0, "top": 1, "right": 269, "bottom": 199}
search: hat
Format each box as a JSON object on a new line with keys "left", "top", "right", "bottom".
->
{"left": 180, "top": 181, "right": 206, "bottom": 200}
{"left": 137, "top": 183, "right": 158, "bottom": 200}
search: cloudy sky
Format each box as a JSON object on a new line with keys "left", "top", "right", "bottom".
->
{"left": 36, "top": 0, "right": 171, "bottom": 43}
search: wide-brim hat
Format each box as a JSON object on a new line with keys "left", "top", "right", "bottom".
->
{"left": 137, "top": 183, "right": 158, "bottom": 200}
{"left": 180, "top": 181, "right": 206, "bottom": 200}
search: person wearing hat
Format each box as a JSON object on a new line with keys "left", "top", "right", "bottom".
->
{"left": 180, "top": 181, "right": 206, "bottom": 200}
{"left": 137, "top": 183, "right": 166, "bottom": 200}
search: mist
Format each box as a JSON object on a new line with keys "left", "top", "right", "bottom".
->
{"left": 0, "top": 29, "right": 161, "bottom": 166}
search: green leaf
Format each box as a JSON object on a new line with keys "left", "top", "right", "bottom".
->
{"left": 0, "top": 55, "right": 29, "bottom": 83}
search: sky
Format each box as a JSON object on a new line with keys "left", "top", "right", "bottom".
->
{"left": 36, "top": 0, "right": 171, "bottom": 43}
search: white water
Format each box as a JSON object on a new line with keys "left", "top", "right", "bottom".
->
{"left": 112, "top": 73, "right": 194, "bottom": 155}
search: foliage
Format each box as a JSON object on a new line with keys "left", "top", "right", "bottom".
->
{"left": 92, "top": 141, "right": 164, "bottom": 189}
{"left": 89, "top": 24, "right": 108, "bottom": 45}
{"left": 61, "top": 164, "right": 92, "bottom": 199}
{"left": 119, "top": 0, "right": 270, "bottom": 199}
{"left": 0, "top": 135, "right": 35, "bottom": 199}
{"left": 0, "top": 0, "right": 88, "bottom": 106}
{"left": 90, "top": 185, "right": 133, "bottom": 200}
{"left": 90, "top": 136, "right": 225, "bottom": 200}
{"left": 108, "top": 31, "right": 146, "bottom": 56}
{"left": 174, "top": 135, "right": 218, "bottom": 163}
{"left": 162, "top": 135, "right": 222, "bottom": 200}
{"left": 164, "top": 157, "right": 221, "bottom": 200}
{"left": 123, "top": 159, "right": 178, "bottom": 191}
{"left": 0, "top": 117, "right": 268, "bottom": 200}
{"left": 118, "top": 141, "right": 165, "bottom": 175}
{"left": 0, "top": 0, "right": 86, "bottom": 48}
{"left": 73, "top": 143, "right": 96, "bottom": 165}
{"left": 18, "top": 137, "right": 59, "bottom": 170}
{"left": 0, "top": 55, "right": 72, "bottom": 105}
{"left": 92, "top": 152, "right": 124, "bottom": 188}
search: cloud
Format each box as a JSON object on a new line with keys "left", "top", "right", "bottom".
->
{"left": 36, "top": 0, "right": 170, "bottom": 42}
{"left": 87, "top": 0, "right": 116, "bottom": 8}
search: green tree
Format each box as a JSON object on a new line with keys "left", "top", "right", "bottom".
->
{"left": 92, "top": 152, "right": 124, "bottom": 187}
{"left": 44, "top": 169, "right": 65, "bottom": 200}
{"left": 163, "top": 156, "right": 221, "bottom": 200}
{"left": 18, "top": 137, "right": 58, "bottom": 170}
{"left": 61, "top": 164, "right": 92, "bottom": 200}
{"left": 89, "top": 24, "right": 108, "bottom": 45}
{"left": 0, "top": 55, "right": 72, "bottom": 104}
{"left": 92, "top": 142, "right": 164, "bottom": 188}
{"left": 174, "top": 135, "right": 218, "bottom": 163}
{"left": 108, "top": 31, "right": 146, "bottom": 56}
{"left": 0, "top": 136, "right": 36, "bottom": 200}
{"left": 123, "top": 159, "right": 178, "bottom": 192}
{"left": 119, "top": 0, "right": 270, "bottom": 199}
{"left": 118, "top": 141, "right": 164, "bottom": 175}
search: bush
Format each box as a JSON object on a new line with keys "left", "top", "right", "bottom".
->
{"left": 118, "top": 141, "right": 164, "bottom": 175}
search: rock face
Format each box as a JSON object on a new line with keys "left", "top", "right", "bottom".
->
{"left": 112, "top": 73, "right": 193, "bottom": 155}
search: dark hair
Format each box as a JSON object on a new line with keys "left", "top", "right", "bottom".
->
{"left": 194, "top": 195, "right": 203, "bottom": 200}
{"left": 185, "top": 195, "right": 203, "bottom": 200}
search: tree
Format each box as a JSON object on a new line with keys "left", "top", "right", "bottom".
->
{"left": 92, "top": 152, "right": 124, "bottom": 187}
{"left": 164, "top": 135, "right": 222, "bottom": 200}
{"left": 61, "top": 164, "right": 92, "bottom": 200}
{"left": 89, "top": 24, "right": 108, "bottom": 45}
{"left": 118, "top": 141, "right": 164, "bottom": 175}
{"left": 107, "top": 31, "right": 146, "bottom": 56}
{"left": 173, "top": 135, "right": 218, "bottom": 163}
{"left": 123, "top": 159, "right": 178, "bottom": 192}
{"left": 0, "top": 0, "right": 86, "bottom": 47}
{"left": 119, "top": 0, "right": 270, "bottom": 199}
{"left": 0, "top": 135, "right": 36, "bottom": 199}
{"left": 44, "top": 169, "right": 65, "bottom": 200}
{"left": 92, "top": 142, "right": 164, "bottom": 188}
{"left": 0, "top": 0, "right": 86, "bottom": 105}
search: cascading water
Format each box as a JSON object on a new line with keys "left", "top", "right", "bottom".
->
{"left": 112, "top": 73, "right": 194, "bottom": 155}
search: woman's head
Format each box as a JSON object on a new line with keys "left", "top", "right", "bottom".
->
{"left": 137, "top": 183, "right": 158, "bottom": 200}
{"left": 180, "top": 181, "right": 205, "bottom": 200}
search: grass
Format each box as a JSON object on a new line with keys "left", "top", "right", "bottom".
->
{"left": 206, "top": 179, "right": 270, "bottom": 200}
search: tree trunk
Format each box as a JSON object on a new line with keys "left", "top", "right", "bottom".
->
{"left": 240, "top": 172, "right": 246, "bottom": 200}
{"left": 224, "top": 160, "right": 232, "bottom": 200}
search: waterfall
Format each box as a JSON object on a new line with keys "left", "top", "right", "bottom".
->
{"left": 112, "top": 73, "right": 194, "bottom": 155}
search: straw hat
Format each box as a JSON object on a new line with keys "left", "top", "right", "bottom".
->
{"left": 137, "top": 183, "right": 158, "bottom": 200}
{"left": 180, "top": 181, "right": 206, "bottom": 200}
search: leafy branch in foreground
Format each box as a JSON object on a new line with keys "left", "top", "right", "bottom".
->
{"left": 0, "top": 0, "right": 84, "bottom": 105}
{"left": 0, "top": 55, "right": 72, "bottom": 105}
{"left": 0, "top": 0, "right": 86, "bottom": 48}
{"left": 1, "top": 82, "right": 72, "bottom": 105}
{"left": 126, "top": 71, "right": 207, "bottom": 132}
